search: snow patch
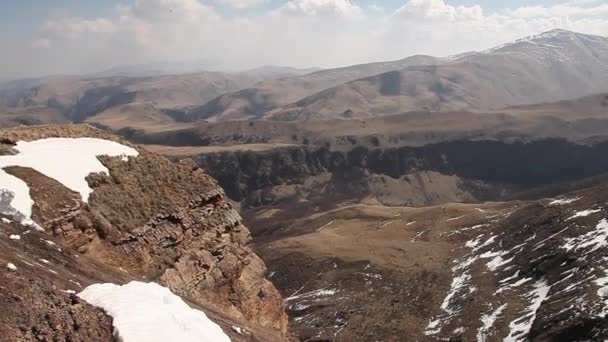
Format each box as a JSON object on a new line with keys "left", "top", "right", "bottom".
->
{"left": 43, "top": 239, "right": 56, "bottom": 246}
{"left": 6, "top": 262, "right": 17, "bottom": 271}
{"left": 548, "top": 197, "right": 581, "bottom": 206}
{"left": 447, "top": 214, "right": 467, "bottom": 222}
{"left": 376, "top": 220, "right": 394, "bottom": 230}
{"left": 425, "top": 263, "right": 473, "bottom": 335}
{"left": 477, "top": 304, "right": 507, "bottom": 342}
{"left": 316, "top": 220, "right": 335, "bottom": 231}
{"left": 1, "top": 217, "right": 11, "bottom": 223}
{"left": 359, "top": 272, "right": 382, "bottom": 280}
{"left": 428, "top": 227, "right": 521, "bottom": 336}
{"left": 440, "top": 271, "right": 471, "bottom": 314}
{"left": 464, "top": 234, "right": 500, "bottom": 253}
{"left": 567, "top": 209, "right": 601, "bottom": 220}
{"left": 445, "top": 224, "right": 487, "bottom": 237}
{"left": 287, "top": 288, "right": 337, "bottom": 301}
{"left": 496, "top": 277, "right": 532, "bottom": 295}
{"left": 69, "top": 279, "right": 82, "bottom": 288}
{"left": 0, "top": 138, "right": 138, "bottom": 227}
{"left": 465, "top": 235, "right": 483, "bottom": 249}
{"left": 563, "top": 219, "right": 608, "bottom": 253}
{"left": 9, "top": 234, "right": 20, "bottom": 240}
{"left": 424, "top": 319, "right": 441, "bottom": 335}
{"left": 78, "top": 281, "right": 230, "bottom": 342}
{"left": 411, "top": 229, "right": 429, "bottom": 242}
{"left": 485, "top": 252, "right": 514, "bottom": 271}
{"left": 594, "top": 269, "right": 608, "bottom": 317}
{"left": 504, "top": 280, "right": 551, "bottom": 342}
{"left": 500, "top": 271, "right": 520, "bottom": 284}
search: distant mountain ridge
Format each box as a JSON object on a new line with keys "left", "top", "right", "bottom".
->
{"left": 260, "top": 29, "right": 608, "bottom": 121}
{"left": 1, "top": 29, "right": 607, "bottom": 128}
{"left": 0, "top": 66, "right": 319, "bottom": 125}
{"left": 189, "top": 55, "right": 441, "bottom": 121}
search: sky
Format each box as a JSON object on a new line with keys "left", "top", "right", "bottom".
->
{"left": 2, "top": 0, "right": 608, "bottom": 79}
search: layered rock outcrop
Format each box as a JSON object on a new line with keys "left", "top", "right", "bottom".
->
{"left": 174, "top": 139, "right": 608, "bottom": 210}
{"left": 0, "top": 124, "right": 288, "bottom": 340}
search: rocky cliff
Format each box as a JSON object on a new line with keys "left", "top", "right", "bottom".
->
{"left": 0, "top": 124, "right": 289, "bottom": 341}
{"left": 173, "top": 139, "right": 608, "bottom": 211}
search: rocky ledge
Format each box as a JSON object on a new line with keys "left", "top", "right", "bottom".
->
{"left": 0, "top": 124, "right": 289, "bottom": 341}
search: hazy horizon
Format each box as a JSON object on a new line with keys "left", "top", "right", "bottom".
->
{"left": 2, "top": 0, "right": 608, "bottom": 80}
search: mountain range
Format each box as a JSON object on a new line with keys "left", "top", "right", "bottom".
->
{"left": 196, "top": 29, "right": 608, "bottom": 121}
{"left": 2, "top": 29, "right": 607, "bottom": 129}
{"left": 3, "top": 29, "right": 608, "bottom": 342}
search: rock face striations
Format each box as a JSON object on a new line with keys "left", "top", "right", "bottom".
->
{"left": 0, "top": 124, "right": 288, "bottom": 341}
{"left": 170, "top": 139, "right": 608, "bottom": 211}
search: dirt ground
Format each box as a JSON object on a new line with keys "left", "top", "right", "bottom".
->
{"left": 251, "top": 201, "right": 518, "bottom": 341}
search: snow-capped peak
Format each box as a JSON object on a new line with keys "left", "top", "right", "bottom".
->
{"left": 487, "top": 29, "right": 606, "bottom": 53}
{"left": 444, "top": 29, "right": 607, "bottom": 63}
{"left": 513, "top": 29, "right": 589, "bottom": 44}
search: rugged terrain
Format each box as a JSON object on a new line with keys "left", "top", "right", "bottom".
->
{"left": 132, "top": 98, "right": 608, "bottom": 342}
{"left": 0, "top": 125, "right": 290, "bottom": 341}
{"left": 264, "top": 30, "right": 608, "bottom": 120}
{"left": 1, "top": 30, "right": 607, "bottom": 134}
{"left": 177, "top": 30, "right": 608, "bottom": 122}
{"left": 140, "top": 91, "right": 608, "bottom": 341}
{"left": 123, "top": 92, "right": 608, "bottom": 149}
{"left": 188, "top": 55, "right": 440, "bottom": 121}
{"left": 253, "top": 187, "right": 608, "bottom": 341}
{"left": 147, "top": 92, "right": 608, "bottom": 210}
{"left": 0, "top": 66, "right": 313, "bottom": 129}
{"left": 2, "top": 28, "right": 608, "bottom": 342}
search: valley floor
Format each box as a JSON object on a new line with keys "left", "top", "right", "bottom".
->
{"left": 248, "top": 191, "right": 608, "bottom": 341}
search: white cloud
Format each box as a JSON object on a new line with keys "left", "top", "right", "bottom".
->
{"left": 2, "top": 0, "right": 608, "bottom": 78}
{"left": 31, "top": 38, "right": 51, "bottom": 49}
{"left": 212, "top": 0, "right": 268, "bottom": 10}
{"left": 124, "top": 0, "right": 218, "bottom": 22}
{"left": 41, "top": 17, "right": 117, "bottom": 40}
{"left": 277, "top": 0, "right": 363, "bottom": 18}
{"left": 116, "top": 0, "right": 220, "bottom": 50}
{"left": 368, "top": 3, "right": 384, "bottom": 14}
{"left": 394, "top": 0, "right": 483, "bottom": 22}
{"left": 509, "top": 2, "right": 608, "bottom": 19}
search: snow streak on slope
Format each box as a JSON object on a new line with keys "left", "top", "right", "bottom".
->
{"left": 567, "top": 209, "right": 601, "bottom": 220}
{"left": 0, "top": 138, "right": 138, "bottom": 226}
{"left": 78, "top": 281, "right": 231, "bottom": 342}
{"left": 423, "top": 193, "right": 608, "bottom": 340}
{"left": 548, "top": 196, "right": 581, "bottom": 206}
{"left": 594, "top": 267, "right": 608, "bottom": 318}
{"left": 504, "top": 280, "right": 551, "bottom": 342}
{"left": 476, "top": 303, "right": 507, "bottom": 342}
{"left": 563, "top": 219, "right": 608, "bottom": 253}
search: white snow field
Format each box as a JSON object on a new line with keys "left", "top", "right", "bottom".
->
{"left": 78, "top": 281, "right": 231, "bottom": 342}
{"left": 0, "top": 138, "right": 138, "bottom": 227}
